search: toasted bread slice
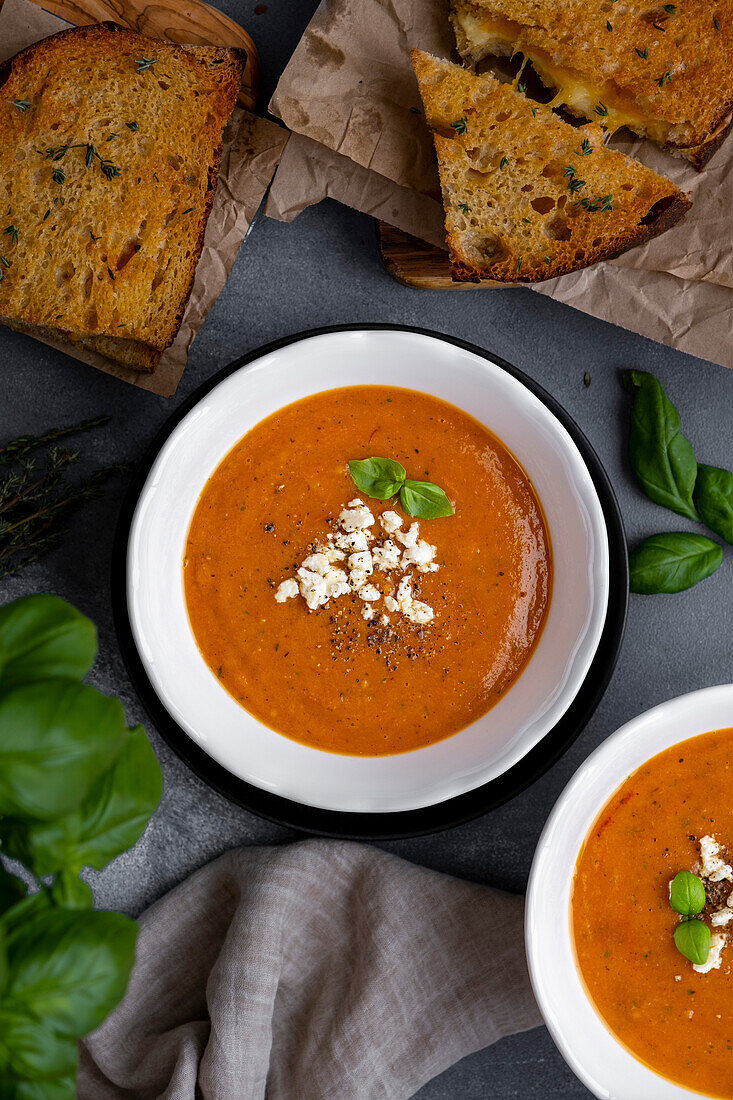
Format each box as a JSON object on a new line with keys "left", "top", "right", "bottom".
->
{"left": 0, "top": 23, "right": 243, "bottom": 372}
{"left": 450, "top": 0, "right": 733, "bottom": 169}
{"left": 410, "top": 51, "right": 691, "bottom": 283}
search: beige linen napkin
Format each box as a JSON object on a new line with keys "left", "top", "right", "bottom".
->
{"left": 78, "top": 839, "right": 540, "bottom": 1099}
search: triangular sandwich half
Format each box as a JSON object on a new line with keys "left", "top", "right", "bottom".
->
{"left": 411, "top": 50, "right": 691, "bottom": 283}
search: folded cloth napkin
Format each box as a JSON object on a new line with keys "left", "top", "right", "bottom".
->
{"left": 78, "top": 839, "right": 541, "bottom": 1099}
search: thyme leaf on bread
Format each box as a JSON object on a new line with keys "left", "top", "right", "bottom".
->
{"left": 135, "top": 57, "right": 157, "bottom": 72}
{"left": 450, "top": 116, "right": 468, "bottom": 134}
{"left": 0, "top": 417, "right": 126, "bottom": 579}
{"left": 8, "top": 99, "right": 31, "bottom": 112}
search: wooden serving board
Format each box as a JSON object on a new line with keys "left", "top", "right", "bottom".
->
{"left": 379, "top": 222, "right": 505, "bottom": 289}
{"left": 29, "top": 0, "right": 260, "bottom": 110}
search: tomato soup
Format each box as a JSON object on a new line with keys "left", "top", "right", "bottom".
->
{"left": 572, "top": 728, "right": 733, "bottom": 1099}
{"left": 183, "top": 385, "right": 551, "bottom": 755}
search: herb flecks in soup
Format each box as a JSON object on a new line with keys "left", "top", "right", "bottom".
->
{"left": 275, "top": 498, "right": 440, "bottom": 625}
{"left": 184, "top": 385, "right": 552, "bottom": 757}
{"left": 572, "top": 728, "right": 733, "bottom": 1100}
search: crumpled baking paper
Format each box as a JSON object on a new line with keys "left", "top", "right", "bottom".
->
{"left": 266, "top": 0, "right": 733, "bottom": 369}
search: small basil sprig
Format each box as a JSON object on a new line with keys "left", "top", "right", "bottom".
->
{"left": 629, "top": 532, "right": 723, "bottom": 594}
{"left": 348, "top": 457, "right": 454, "bottom": 519}
{"left": 669, "top": 870, "right": 710, "bottom": 966}
{"left": 623, "top": 370, "right": 700, "bottom": 521}
{"left": 674, "top": 920, "right": 711, "bottom": 966}
{"left": 670, "top": 871, "right": 706, "bottom": 916}
{"left": 693, "top": 464, "right": 733, "bottom": 546}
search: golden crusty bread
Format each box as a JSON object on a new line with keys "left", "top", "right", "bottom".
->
{"left": 0, "top": 23, "right": 243, "bottom": 372}
{"left": 450, "top": 0, "right": 733, "bottom": 169}
{"left": 411, "top": 50, "right": 691, "bottom": 283}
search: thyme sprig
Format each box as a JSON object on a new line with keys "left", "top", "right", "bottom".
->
{"left": 41, "top": 142, "right": 121, "bottom": 182}
{"left": 450, "top": 116, "right": 468, "bottom": 134}
{"left": 135, "top": 57, "right": 157, "bottom": 72}
{"left": 8, "top": 99, "right": 31, "bottom": 112}
{"left": 575, "top": 193, "right": 614, "bottom": 212}
{"left": 0, "top": 417, "right": 126, "bottom": 580}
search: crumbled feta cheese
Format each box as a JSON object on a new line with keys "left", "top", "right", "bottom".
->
{"left": 348, "top": 551, "right": 373, "bottom": 574}
{"left": 339, "top": 503, "right": 375, "bottom": 531}
{"left": 380, "top": 510, "right": 402, "bottom": 534}
{"left": 700, "top": 836, "right": 733, "bottom": 882}
{"left": 711, "top": 908, "right": 733, "bottom": 927}
{"left": 384, "top": 595, "right": 398, "bottom": 613}
{"left": 349, "top": 568, "right": 369, "bottom": 590}
{"left": 362, "top": 605, "right": 375, "bottom": 621}
{"left": 402, "top": 539, "right": 436, "bottom": 571}
{"left": 358, "top": 584, "right": 381, "bottom": 602}
{"left": 319, "top": 543, "right": 346, "bottom": 563}
{"left": 275, "top": 578, "right": 298, "bottom": 602}
{"left": 296, "top": 568, "right": 329, "bottom": 610}
{"left": 396, "top": 522, "right": 419, "bottom": 548}
{"left": 301, "top": 553, "right": 331, "bottom": 576}
{"left": 347, "top": 498, "right": 364, "bottom": 507}
{"left": 395, "top": 576, "right": 434, "bottom": 624}
{"left": 372, "top": 540, "right": 401, "bottom": 570}
{"left": 324, "top": 569, "right": 350, "bottom": 599}
{"left": 693, "top": 932, "right": 726, "bottom": 974}
{"left": 335, "top": 529, "right": 370, "bottom": 552}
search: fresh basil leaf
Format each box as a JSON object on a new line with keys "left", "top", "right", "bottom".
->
{"left": 5, "top": 908, "right": 137, "bottom": 1039}
{"left": 348, "top": 457, "right": 405, "bottom": 500}
{"left": 0, "top": 596, "right": 97, "bottom": 690}
{"left": 0, "top": 680, "right": 129, "bottom": 820}
{"left": 48, "top": 873, "right": 93, "bottom": 911}
{"left": 629, "top": 532, "right": 723, "bottom": 594}
{"left": 673, "top": 919, "right": 710, "bottom": 966}
{"left": 14, "top": 1077, "right": 77, "bottom": 1100}
{"left": 694, "top": 464, "right": 733, "bottom": 545}
{"left": 670, "top": 871, "right": 706, "bottom": 917}
{"left": 13, "top": 726, "right": 162, "bottom": 876}
{"left": 623, "top": 370, "right": 700, "bottom": 521}
{"left": 0, "top": 866, "right": 27, "bottom": 916}
{"left": 400, "top": 480, "right": 454, "bottom": 519}
{"left": 0, "top": 1009, "right": 78, "bottom": 1080}
{"left": 0, "top": 890, "right": 52, "bottom": 939}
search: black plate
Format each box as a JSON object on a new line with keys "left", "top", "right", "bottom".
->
{"left": 112, "top": 324, "right": 628, "bottom": 840}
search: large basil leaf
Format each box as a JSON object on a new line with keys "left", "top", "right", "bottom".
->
{"left": 10, "top": 726, "right": 162, "bottom": 876}
{"left": 13, "top": 1078, "right": 77, "bottom": 1100}
{"left": 623, "top": 371, "right": 700, "bottom": 521}
{"left": 0, "top": 867, "right": 26, "bottom": 917}
{"left": 0, "top": 596, "right": 96, "bottom": 690}
{"left": 5, "top": 908, "right": 137, "bottom": 1039}
{"left": 400, "top": 480, "right": 454, "bottom": 519}
{"left": 348, "top": 457, "right": 406, "bottom": 499}
{"left": 0, "top": 1010, "right": 78, "bottom": 1080}
{"left": 629, "top": 532, "right": 723, "bottom": 594}
{"left": 0, "top": 680, "right": 128, "bottom": 820}
{"left": 674, "top": 919, "right": 710, "bottom": 966}
{"left": 694, "top": 464, "right": 733, "bottom": 545}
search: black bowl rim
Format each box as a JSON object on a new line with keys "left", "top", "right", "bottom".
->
{"left": 111, "top": 323, "right": 629, "bottom": 840}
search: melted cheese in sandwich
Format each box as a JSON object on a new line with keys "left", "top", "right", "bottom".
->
{"left": 453, "top": 7, "right": 671, "bottom": 145}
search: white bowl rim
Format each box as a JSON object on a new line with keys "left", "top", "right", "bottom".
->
{"left": 526, "top": 682, "right": 733, "bottom": 1100}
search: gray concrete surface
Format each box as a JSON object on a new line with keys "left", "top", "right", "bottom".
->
{"left": 1, "top": 2, "right": 732, "bottom": 1096}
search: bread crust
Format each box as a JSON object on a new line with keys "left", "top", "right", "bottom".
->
{"left": 0, "top": 23, "right": 244, "bottom": 372}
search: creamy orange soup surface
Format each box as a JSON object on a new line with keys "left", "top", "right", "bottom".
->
{"left": 572, "top": 728, "right": 733, "bottom": 1099}
{"left": 183, "top": 385, "right": 552, "bottom": 755}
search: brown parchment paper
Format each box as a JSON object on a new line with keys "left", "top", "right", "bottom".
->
{"left": 267, "top": 0, "right": 733, "bottom": 369}
{"left": 0, "top": 0, "right": 289, "bottom": 395}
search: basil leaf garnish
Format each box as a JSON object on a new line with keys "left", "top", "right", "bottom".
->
{"left": 694, "top": 464, "right": 733, "bottom": 546}
{"left": 673, "top": 919, "right": 710, "bottom": 966}
{"left": 348, "top": 458, "right": 454, "bottom": 518}
{"left": 623, "top": 370, "right": 700, "bottom": 521}
{"left": 348, "top": 457, "right": 405, "bottom": 500}
{"left": 629, "top": 532, "right": 723, "bottom": 594}
{"left": 670, "top": 871, "right": 706, "bottom": 917}
{"left": 400, "top": 480, "right": 454, "bottom": 519}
